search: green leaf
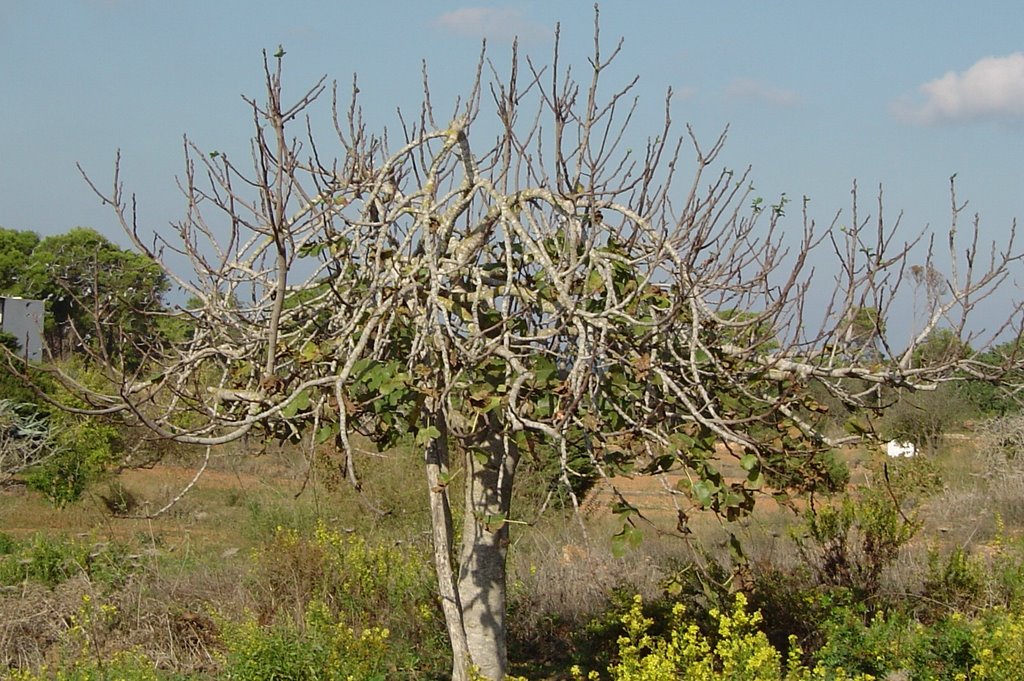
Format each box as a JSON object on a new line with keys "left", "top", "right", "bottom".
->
{"left": 746, "top": 468, "right": 764, "bottom": 488}
{"left": 362, "top": 364, "right": 387, "bottom": 391}
{"left": 315, "top": 423, "right": 338, "bottom": 444}
{"left": 379, "top": 371, "right": 410, "bottom": 396}
{"left": 669, "top": 432, "right": 696, "bottom": 453}
{"left": 728, "top": 533, "right": 746, "bottom": 563}
{"left": 297, "top": 241, "right": 328, "bottom": 258}
{"left": 483, "top": 513, "right": 507, "bottom": 533}
{"left": 415, "top": 426, "right": 441, "bottom": 446}
{"left": 298, "top": 340, "right": 321, "bottom": 363}
{"left": 351, "top": 357, "right": 373, "bottom": 379}
{"left": 843, "top": 418, "right": 871, "bottom": 436}
{"left": 691, "top": 480, "right": 715, "bottom": 508}
{"left": 532, "top": 355, "right": 558, "bottom": 387}
{"left": 611, "top": 524, "right": 643, "bottom": 558}
{"left": 280, "top": 389, "right": 310, "bottom": 418}
{"left": 483, "top": 395, "right": 502, "bottom": 413}
{"left": 723, "top": 491, "right": 745, "bottom": 508}
{"left": 611, "top": 500, "right": 638, "bottom": 516}
{"left": 739, "top": 454, "right": 758, "bottom": 472}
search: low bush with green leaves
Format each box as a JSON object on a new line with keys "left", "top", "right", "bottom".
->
{"left": 219, "top": 600, "right": 391, "bottom": 681}
{"left": 0, "top": 533, "right": 135, "bottom": 588}
{"left": 243, "top": 521, "right": 447, "bottom": 677}
{"left": 566, "top": 586, "right": 1024, "bottom": 681}
{"left": 881, "top": 383, "right": 969, "bottom": 455}
{"left": 571, "top": 593, "right": 874, "bottom": 680}
{"left": 11, "top": 361, "right": 125, "bottom": 507}
{"left": 793, "top": 488, "right": 919, "bottom": 600}
{"left": 24, "top": 412, "right": 121, "bottom": 507}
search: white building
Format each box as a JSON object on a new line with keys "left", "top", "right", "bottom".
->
{"left": 0, "top": 297, "right": 44, "bottom": 362}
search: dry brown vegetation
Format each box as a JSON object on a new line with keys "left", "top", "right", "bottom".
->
{"left": 6, "top": 418, "right": 1024, "bottom": 678}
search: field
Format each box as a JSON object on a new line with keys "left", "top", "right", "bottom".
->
{"left": 4, "top": 424, "right": 1024, "bottom": 679}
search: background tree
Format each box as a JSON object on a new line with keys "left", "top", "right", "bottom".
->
{"left": 43, "top": 21, "right": 1024, "bottom": 680}
{"left": 15, "top": 227, "right": 169, "bottom": 364}
{"left": 0, "top": 227, "right": 40, "bottom": 291}
{"left": 912, "top": 327, "right": 970, "bottom": 369}
{"left": 0, "top": 227, "right": 164, "bottom": 504}
{"left": 842, "top": 306, "right": 885, "bottom": 361}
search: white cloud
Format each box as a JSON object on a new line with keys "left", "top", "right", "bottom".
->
{"left": 724, "top": 78, "right": 799, "bottom": 107}
{"left": 895, "top": 53, "right": 1024, "bottom": 125}
{"left": 433, "top": 7, "right": 548, "bottom": 43}
{"left": 675, "top": 86, "right": 697, "bottom": 100}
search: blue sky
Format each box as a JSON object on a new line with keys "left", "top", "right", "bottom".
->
{"left": 2, "top": 1, "right": 1023, "bottom": 333}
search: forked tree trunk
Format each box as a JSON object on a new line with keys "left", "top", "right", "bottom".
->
{"left": 426, "top": 415, "right": 519, "bottom": 680}
{"left": 457, "top": 422, "right": 519, "bottom": 680}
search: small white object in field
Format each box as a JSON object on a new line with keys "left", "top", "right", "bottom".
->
{"left": 886, "top": 440, "right": 917, "bottom": 458}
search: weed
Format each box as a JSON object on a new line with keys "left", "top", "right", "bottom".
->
{"left": 219, "top": 600, "right": 391, "bottom": 681}
{"left": 815, "top": 606, "right": 912, "bottom": 677}
{"left": 98, "top": 479, "right": 140, "bottom": 516}
{"left": 5, "top": 649, "right": 164, "bottom": 681}
{"left": 5, "top": 594, "right": 164, "bottom": 681}
{"left": 881, "top": 384, "right": 969, "bottom": 455}
{"left": 921, "top": 547, "right": 986, "bottom": 616}
{"left": 571, "top": 593, "right": 875, "bottom": 680}
{"left": 243, "top": 521, "right": 446, "bottom": 676}
{"left": 795, "top": 490, "right": 919, "bottom": 599}
{"left": 243, "top": 497, "right": 322, "bottom": 541}
{"left": 0, "top": 532, "right": 17, "bottom": 555}
{"left": 0, "top": 533, "right": 136, "bottom": 588}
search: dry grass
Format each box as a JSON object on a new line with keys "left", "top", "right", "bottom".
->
{"left": 0, "top": 560, "right": 251, "bottom": 674}
{"left": 7, "top": 424, "right": 1024, "bottom": 677}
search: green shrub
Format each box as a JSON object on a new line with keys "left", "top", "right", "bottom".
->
{"left": 794, "top": 489, "right": 919, "bottom": 599}
{"left": 987, "top": 523, "right": 1024, "bottom": 606}
{"left": 0, "top": 531, "right": 17, "bottom": 555}
{"left": 24, "top": 414, "right": 120, "bottom": 507}
{"left": 815, "top": 607, "right": 912, "bottom": 678}
{"left": 970, "top": 607, "right": 1024, "bottom": 679}
{"left": 922, "top": 547, "right": 987, "bottom": 615}
{"left": 881, "top": 383, "right": 968, "bottom": 454}
{"left": 883, "top": 455, "right": 944, "bottom": 501}
{"left": 243, "top": 497, "right": 322, "bottom": 541}
{"left": 0, "top": 533, "right": 135, "bottom": 587}
{"left": 909, "top": 612, "right": 976, "bottom": 680}
{"left": 744, "top": 564, "right": 830, "bottom": 661}
{"left": 568, "top": 592, "right": 1024, "bottom": 681}
{"left": 243, "top": 521, "right": 447, "bottom": 676}
{"left": 219, "top": 600, "right": 391, "bottom": 681}
{"left": 21, "top": 362, "right": 124, "bottom": 507}
{"left": 571, "top": 593, "right": 873, "bottom": 680}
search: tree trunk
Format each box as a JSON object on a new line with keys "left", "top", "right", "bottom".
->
{"left": 425, "top": 422, "right": 472, "bottom": 681}
{"left": 457, "top": 421, "right": 519, "bottom": 680}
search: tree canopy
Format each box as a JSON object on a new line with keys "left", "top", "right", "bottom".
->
{"left": 0, "top": 227, "right": 40, "bottom": 291}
